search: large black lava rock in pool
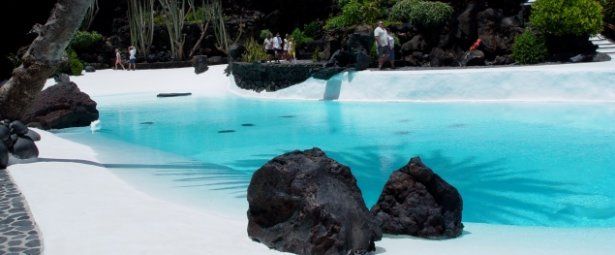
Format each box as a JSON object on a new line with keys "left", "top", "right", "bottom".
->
{"left": 371, "top": 157, "right": 463, "bottom": 238}
{"left": 247, "top": 148, "right": 382, "bottom": 255}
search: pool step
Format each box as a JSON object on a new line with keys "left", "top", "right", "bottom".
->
{"left": 591, "top": 35, "right": 615, "bottom": 56}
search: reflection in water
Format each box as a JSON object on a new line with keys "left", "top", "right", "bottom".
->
{"left": 323, "top": 74, "right": 342, "bottom": 100}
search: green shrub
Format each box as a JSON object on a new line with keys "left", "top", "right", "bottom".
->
{"left": 241, "top": 38, "right": 268, "bottom": 63}
{"left": 187, "top": 6, "right": 208, "bottom": 24}
{"left": 154, "top": 13, "right": 166, "bottom": 26}
{"left": 70, "top": 31, "right": 103, "bottom": 51}
{"left": 291, "top": 28, "right": 314, "bottom": 48}
{"left": 312, "top": 47, "right": 321, "bottom": 62}
{"left": 390, "top": 0, "right": 454, "bottom": 28}
{"left": 512, "top": 30, "right": 549, "bottom": 64}
{"left": 530, "top": 0, "right": 603, "bottom": 36}
{"left": 602, "top": 0, "right": 615, "bottom": 23}
{"left": 259, "top": 29, "right": 273, "bottom": 40}
{"left": 302, "top": 21, "right": 321, "bottom": 38}
{"left": 325, "top": 0, "right": 384, "bottom": 29}
{"left": 68, "top": 50, "right": 84, "bottom": 75}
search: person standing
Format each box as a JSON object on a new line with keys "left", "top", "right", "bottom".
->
{"left": 287, "top": 36, "right": 296, "bottom": 62}
{"left": 374, "top": 21, "right": 389, "bottom": 70}
{"left": 128, "top": 46, "right": 137, "bottom": 71}
{"left": 264, "top": 34, "right": 274, "bottom": 62}
{"left": 273, "top": 33, "right": 283, "bottom": 62}
{"left": 114, "top": 48, "right": 126, "bottom": 70}
{"left": 386, "top": 28, "right": 396, "bottom": 69}
{"left": 283, "top": 34, "right": 290, "bottom": 61}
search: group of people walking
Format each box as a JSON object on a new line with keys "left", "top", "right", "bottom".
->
{"left": 264, "top": 33, "right": 295, "bottom": 62}
{"left": 374, "top": 21, "right": 396, "bottom": 70}
{"left": 114, "top": 46, "right": 137, "bottom": 71}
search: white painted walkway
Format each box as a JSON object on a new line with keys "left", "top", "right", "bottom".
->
{"left": 592, "top": 35, "right": 615, "bottom": 57}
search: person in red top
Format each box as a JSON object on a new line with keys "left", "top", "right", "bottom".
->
{"left": 469, "top": 38, "right": 482, "bottom": 51}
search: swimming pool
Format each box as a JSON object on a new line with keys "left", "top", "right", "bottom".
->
{"left": 58, "top": 96, "right": 615, "bottom": 228}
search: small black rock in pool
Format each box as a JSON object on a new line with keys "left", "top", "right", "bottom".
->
{"left": 156, "top": 93, "right": 192, "bottom": 98}
{"left": 241, "top": 123, "right": 255, "bottom": 127}
{"left": 448, "top": 123, "right": 466, "bottom": 128}
{"left": 279, "top": 115, "right": 295, "bottom": 119}
{"left": 140, "top": 122, "right": 155, "bottom": 125}
{"left": 218, "top": 130, "right": 236, "bottom": 133}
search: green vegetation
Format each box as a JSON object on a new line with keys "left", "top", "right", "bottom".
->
{"left": 186, "top": 5, "right": 208, "bottom": 24}
{"left": 312, "top": 47, "right": 321, "bottom": 62}
{"left": 68, "top": 50, "right": 84, "bottom": 76}
{"left": 260, "top": 29, "right": 273, "bottom": 40}
{"left": 128, "top": 0, "right": 155, "bottom": 57}
{"left": 530, "top": 0, "right": 603, "bottom": 36}
{"left": 512, "top": 30, "right": 548, "bottom": 64}
{"left": 325, "top": 0, "right": 384, "bottom": 29}
{"left": 291, "top": 28, "right": 314, "bottom": 48}
{"left": 601, "top": 0, "right": 615, "bottom": 23}
{"left": 390, "top": 0, "right": 454, "bottom": 28}
{"left": 302, "top": 21, "right": 321, "bottom": 38}
{"left": 241, "top": 38, "right": 268, "bottom": 63}
{"left": 70, "top": 31, "right": 103, "bottom": 52}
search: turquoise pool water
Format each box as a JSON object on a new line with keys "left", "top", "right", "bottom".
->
{"left": 59, "top": 97, "right": 615, "bottom": 227}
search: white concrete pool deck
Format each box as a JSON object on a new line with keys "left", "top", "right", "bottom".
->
{"left": 7, "top": 63, "right": 615, "bottom": 254}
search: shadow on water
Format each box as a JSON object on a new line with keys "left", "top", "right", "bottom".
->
{"left": 32, "top": 143, "right": 582, "bottom": 226}
{"left": 30, "top": 158, "right": 253, "bottom": 198}
{"left": 325, "top": 145, "right": 580, "bottom": 226}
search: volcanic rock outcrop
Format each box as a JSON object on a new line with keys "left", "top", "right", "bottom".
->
{"left": 247, "top": 148, "right": 382, "bottom": 255}
{"left": 371, "top": 157, "right": 463, "bottom": 238}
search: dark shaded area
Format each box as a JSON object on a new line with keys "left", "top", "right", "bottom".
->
{"left": 0, "top": 0, "right": 56, "bottom": 80}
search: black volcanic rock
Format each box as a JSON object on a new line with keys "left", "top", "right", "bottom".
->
{"left": 10, "top": 137, "right": 39, "bottom": 160}
{"left": 371, "top": 157, "right": 463, "bottom": 238}
{"left": 231, "top": 62, "right": 345, "bottom": 92}
{"left": 192, "top": 55, "right": 209, "bottom": 74}
{"left": 24, "top": 129, "right": 41, "bottom": 142}
{"left": 0, "top": 125, "right": 9, "bottom": 146}
{"left": 9, "top": 121, "right": 28, "bottom": 136}
{"left": 0, "top": 142, "right": 7, "bottom": 169}
{"left": 23, "top": 81, "right": 99, "bottom": 130}
{"left": 247, "top": 148, "right": 382, "bottom": 255}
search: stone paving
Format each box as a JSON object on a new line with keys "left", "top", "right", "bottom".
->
{"left": 0, "top": 170, "right": 42, "bottom": 255}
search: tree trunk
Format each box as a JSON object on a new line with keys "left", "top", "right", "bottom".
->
{"left": 189, "top": 21, "right": 210, "bottom": 59}
{"left": 0, "top": 0, "right": 93, "bottom": 120}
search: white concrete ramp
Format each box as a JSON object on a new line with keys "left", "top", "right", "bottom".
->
{"left": 592, "top": 35, "right": 615, "bottom": 57}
